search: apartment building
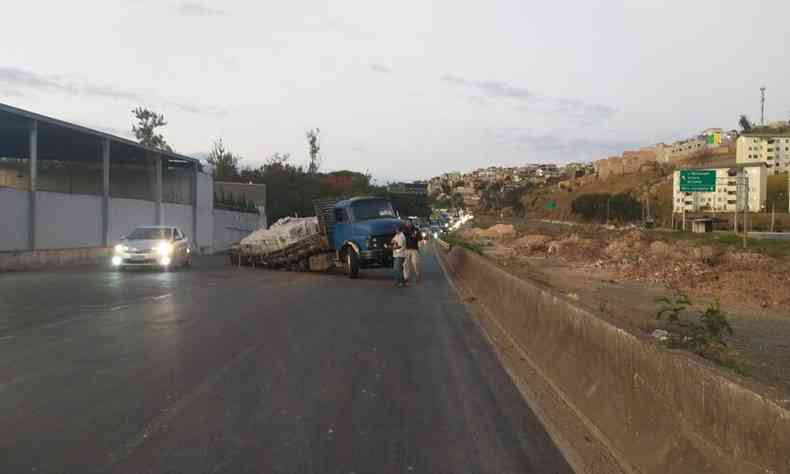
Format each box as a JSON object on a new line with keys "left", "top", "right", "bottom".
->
{"left": 652, "top": 138, "right": 708, "bottom": 163}
{"left": 736, "top": 132, "right": 790, "bottom": 175}
{"left": 673, "top": 163, "right": 766, "bottom": 213}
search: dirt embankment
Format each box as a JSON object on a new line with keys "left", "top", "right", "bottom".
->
{"left": 461, "top": 223, "right": 790, "bottom": 312}
{"left": 455, "top": 219, "right": 790, "bottom": 395}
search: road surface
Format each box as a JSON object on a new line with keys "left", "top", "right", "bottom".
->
{"left": 0, "top": 248, "right": 572, "bottom": 473}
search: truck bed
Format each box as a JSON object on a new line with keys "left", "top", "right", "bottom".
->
{"left": 229, "top": 233, "right": 330, "bottom": 268}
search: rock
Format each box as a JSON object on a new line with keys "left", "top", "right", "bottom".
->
{"left": 513, "top": 234, "right": 551, "bottom": 251}
{"left": 479, "top": 224, "right": 516, "bottom": 239}
{"left": 690, "top": 246, "right": 715, "bottom": 261}
{"left": 651, "top": 329, "right": 669, "bottom": 341}
{"left": 649, "top": 241, "right": 672, "bottom": 257}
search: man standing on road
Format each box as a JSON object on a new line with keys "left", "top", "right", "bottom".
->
{"left": 403, "top": 221, "right": 422, "bottom": 284}
{"left": 390, "top": 223, "right": 407, "bottom": 288}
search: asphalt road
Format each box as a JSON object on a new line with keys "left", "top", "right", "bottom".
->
{"left": 0, "top": 247, "right": 572, "bottom": 474}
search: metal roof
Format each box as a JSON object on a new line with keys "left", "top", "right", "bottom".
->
{"left": 0, "top": 102, "right": 199, "bottom": 165}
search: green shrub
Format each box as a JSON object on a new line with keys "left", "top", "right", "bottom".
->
{"left": 655, "top": 293, "right": 734, "bottom": 356}
{"left": 571, "top": 192, "right": 642, "bottom": 222}
{"left": 443, "top": 233, "right": 484, "bottom": 255}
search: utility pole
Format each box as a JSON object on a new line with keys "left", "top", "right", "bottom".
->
{"left": 733, "top": 205, "right": 737, "bottom": 233}
{"left": 742, "top": 174, "right": 749, "bottom": 249}
{"left": 760, "top": 86, "right": 767, "bottom": 126}
{"left": 771, "top": 200, "right": 776, "bottom": 232}
{"left": 682, "top": 204, "right": 686, "bottom": 231}
{"left": 606, "top": 196, "right": 611, "bottom": 226}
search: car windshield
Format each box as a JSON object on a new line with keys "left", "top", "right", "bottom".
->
{"left": 126, "top": 228, "right": 172, "bottom": 240}
{"left": 351, "top": 200, "right": 396, "bottom": 221}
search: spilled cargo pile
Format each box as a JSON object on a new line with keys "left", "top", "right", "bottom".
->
{"left": 240, "top": 217, "right": 320, "bottom": 256}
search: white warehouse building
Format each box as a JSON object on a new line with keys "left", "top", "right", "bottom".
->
{"left": 673, "top": 163, "right": 767, "bottom": 214}
{"left": 0, "top": 102, "right": 259, "bottom": 268}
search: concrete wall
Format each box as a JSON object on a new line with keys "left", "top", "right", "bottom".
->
{"left": 594, "top": 151, "right": 657, "bottom": 180}
{"left": 36, "top": 192, "right": 102, "bottom": 249}
{"left": 2, "top": 170, "right": 213, "bottom": 262}
{"left": 108, "top": 198, "right": 156, "bottom": 243}
{"left": 212, "top": 209, "right": 259, "bottom": 252}
{"left": 0, "top": 187, "right": 29, "bottom": 251}
{"left": 0, "top": 247, "right": 111, "bottom": 271}
{"left": 162, "top": 203, "right": 194, "bottom": 242}
{"left": 439, "top": 247, "right": 790, "bottom": 474}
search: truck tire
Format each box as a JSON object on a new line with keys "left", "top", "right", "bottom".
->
{"left": 345, "top": 247, "right": 360, "bottom": 279}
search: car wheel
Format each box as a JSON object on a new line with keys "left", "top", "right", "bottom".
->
{"left": 345, "top": 247, "right": 359, "bottom": 279}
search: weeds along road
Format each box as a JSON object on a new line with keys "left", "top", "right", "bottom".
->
{"left": 0, "top": 250, "right": 571, "bottom": 474}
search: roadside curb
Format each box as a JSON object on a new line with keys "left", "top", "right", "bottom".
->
{"left": 437, "top": 246, "right": 790, "bottom": 474}
{"left": 435, "top": 245, "right": 629, "bottom": 473}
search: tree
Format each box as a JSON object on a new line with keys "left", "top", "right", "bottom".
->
{"left": 306, "top": 128, "right": 321, "bottom": 174}
{"left": 206, "top": 138, "right": 241, "bottom": 181}
{"left": 450, "top": 192, "right": 465, "bottom": 210}
{"left": 738, "top": 114, "right": 753, "bottom": 134}
{"left": 571, "top": 192, "right": 642, "bottom": 222}
{"left": 265, "top": 152, "right": 294, "bottom": 169}
{"left": 131, "top": 107, "right": 172, "bottom": 151}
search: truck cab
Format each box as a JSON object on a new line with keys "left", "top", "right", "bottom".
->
{"left": 330, "top": 197, "right": 401, "bottom": 278}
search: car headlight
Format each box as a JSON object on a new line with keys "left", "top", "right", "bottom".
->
{"left": 114, "top": 244, "right": 127, "bottom": 253}
{"left": 157, "top": 242, "right": 174, "bottom": 256}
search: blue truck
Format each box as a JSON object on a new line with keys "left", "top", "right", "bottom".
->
{"left": 230, "top": 196, "right": 402, "bottom": 278}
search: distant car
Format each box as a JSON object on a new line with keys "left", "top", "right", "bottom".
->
{"left": 112, "top": 226, "right": 192, "bottom": 270}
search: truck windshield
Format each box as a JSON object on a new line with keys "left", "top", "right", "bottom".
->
{"left": 127, "top": 228, "right": 172, "bottom": 240}
{"left": 351, "top": 200, "right": 396, "bottom": 221}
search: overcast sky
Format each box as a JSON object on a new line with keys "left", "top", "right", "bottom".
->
{"left": 1, "top": 0, "right": 788, "bottom": 182}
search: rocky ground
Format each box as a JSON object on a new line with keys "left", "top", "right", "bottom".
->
{"left": 455, "top": 218, "right": 790, "bottom": 399}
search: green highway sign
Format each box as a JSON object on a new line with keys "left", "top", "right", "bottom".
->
{"left": 679, "top": 170, "right": 716, "bottom": 192}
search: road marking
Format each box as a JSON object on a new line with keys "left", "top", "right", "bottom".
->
{"left": 103, "top": 344, "right": 260, "bottom": 470}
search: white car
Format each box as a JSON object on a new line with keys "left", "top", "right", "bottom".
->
{"left": 112, "top": 226, "right": 192, "bottom": 270}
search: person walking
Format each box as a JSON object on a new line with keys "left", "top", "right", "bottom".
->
{"left": 390, "top": 223, "right": 407, "bottom": 288}
{"left": 403, "top": 221, "right": 422, "bottom": 284}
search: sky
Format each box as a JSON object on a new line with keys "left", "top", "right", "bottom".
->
{"left": 1, "top": 0, "right": 789, "bottom": 182}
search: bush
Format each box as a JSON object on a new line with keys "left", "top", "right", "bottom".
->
{"left": 571, "top": 192, "right": 642, "bottom": 222}
{"left": 655, "top": 292, "right": 734, "bottom": 356}
{"left": 443, "top": 232, "right": 484, "bottom": 255}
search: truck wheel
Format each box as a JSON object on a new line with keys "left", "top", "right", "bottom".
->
{"left": 345, "top": 247, "right": 360, "bottom": 279}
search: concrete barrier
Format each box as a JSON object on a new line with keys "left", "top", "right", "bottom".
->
{"left": 439, "top": 246, "right": 790, "bottom": 474}
{"left": 0, "top": 247, "right": 111, "bottom": 271}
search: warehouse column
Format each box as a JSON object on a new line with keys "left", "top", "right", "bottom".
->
{"left": 155, "top": 154, "right": 162, "bottom": 225}
{"left": 192, "top": 161, "right": 198, "bottom": 251}
{"left": 28, "top": 120, "right": 38, "bottom": 250}
{"left": 102, "top": 139, "right": 110, "bottom": 246}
